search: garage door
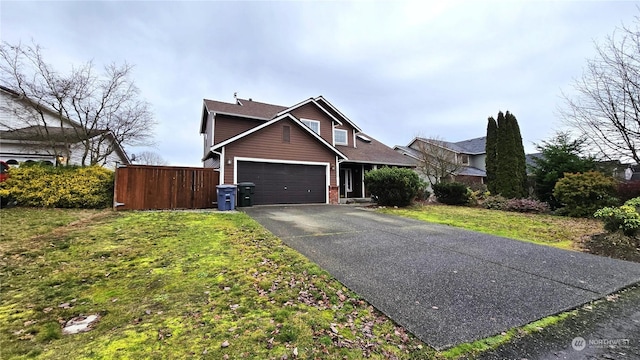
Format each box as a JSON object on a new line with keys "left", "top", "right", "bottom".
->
{"left": 237, "top": 161, "right": 326, "bottom": 205}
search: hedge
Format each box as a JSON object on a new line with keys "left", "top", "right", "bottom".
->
{"left": 0, "top": 164, "right": 114, "bottom": 208}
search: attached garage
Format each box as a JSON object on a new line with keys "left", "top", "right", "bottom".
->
{"left": 236, "top": 160, "right": 327, "bottom": 205}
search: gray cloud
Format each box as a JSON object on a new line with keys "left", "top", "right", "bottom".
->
{"left": 2, "top": 1, "right": 637, "bottom": 165}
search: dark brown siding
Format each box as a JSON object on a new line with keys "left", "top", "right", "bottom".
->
{"left": 223, "top": 118, "right": 337, "bottom": 186}
{"left": 290, "top": 103, "right": 334, "bottom": 144}
{"left": 114, "top": 165, "right": 219, "bottom": 210}
{"left": 214, "top": 115, "right": 264, "bottom": 144}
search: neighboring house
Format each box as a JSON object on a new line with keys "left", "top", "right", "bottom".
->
{"left": 395, "top": 136, "right": 487, "bottom": 185}
{"left": 200, "top": 96, "right": 415, "bottom": 205}
{"left": 0, "top": 86, "right": 129, "bottom": 169}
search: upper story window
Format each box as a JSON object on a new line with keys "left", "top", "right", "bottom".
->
{"left": 300, "top": 119, "right": 320, "bottom": 134}
{"left": 334, "top": 129, "right": 348, "bottom": 145}
{"left": 460, "top": 154, "right": 470, "bottom": 165}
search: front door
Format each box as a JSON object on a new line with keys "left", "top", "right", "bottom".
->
{"left": 340, "top": 168, "right": 353, "bottom": 198}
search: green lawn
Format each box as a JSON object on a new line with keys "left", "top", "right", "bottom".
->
{"left": 379, "top": 204, "right": 603, "bottom": 250}
{"left": 0, "top": 209, "right": 434, "bottom": 359}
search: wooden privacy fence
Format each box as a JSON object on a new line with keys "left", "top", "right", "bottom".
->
{"left": 114, "top": 165, "right": 220, "bottom": 210}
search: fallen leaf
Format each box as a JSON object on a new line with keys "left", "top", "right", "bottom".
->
{"left": 221, "top": 340, "right": 230, "bottom": 348}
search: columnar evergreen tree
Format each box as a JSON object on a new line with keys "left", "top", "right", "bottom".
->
{"left": 495, "top": 111, "right": 512, "bottom": 195}
{"left": 508, "top": 112, "right": 528, "bottom": 197}
{"left": 485, "top": 116, "right": 498, "bottom": 194}
{"left": 485, "top": 111, "right": 527, "bottom": 198}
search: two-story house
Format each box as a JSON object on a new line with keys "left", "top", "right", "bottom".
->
{"left": 395, "top": 137, "right": 487, "bottom": 186}
{"left": 199, "top": 96, "right": 415, "bottom": 205}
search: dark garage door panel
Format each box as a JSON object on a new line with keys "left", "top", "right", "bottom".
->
{"left": 237, "top": 161, "right": 326, "bottom": 205}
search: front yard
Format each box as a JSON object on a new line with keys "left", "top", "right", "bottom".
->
{"left": 380, "top": 204, "right": 604, "bottom": 250}
{"left": 0, "top": 209, "right": 433, "bottom": 359}
{"left": 0, "top": 205, "right": 617, "bottom": 359}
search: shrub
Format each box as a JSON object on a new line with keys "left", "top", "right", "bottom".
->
{"left": 553, "top": 171, "right": 618, "bottom": 217}
{"left": 501, "top": 198, "right": 550, "bottom": 214}
{"left": 364, "top": 167, "right": 422, "bottom": 207}
{"left": 594, "top": 197, "right": 640, "bottom": 236}
{"left": 415, "top": 187, "right": 431, "bottom": 201}
{"left": 0, "top": 164, "right": 114, "bottom": 208}
{"left": 432, "top": 182, "right": 470, "bottom": 205}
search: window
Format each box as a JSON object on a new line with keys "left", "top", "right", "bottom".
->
{"left": 334, "top": 129, "right": 348, "bottom": 145}
{"left": 282, "top": 125, "right": 290, "bottom": 143}
{"left": 301, "top": 119, "right": 320, "bottom": 134}
{"left": 460, "top": 154, "right": 470, "bottom": 165}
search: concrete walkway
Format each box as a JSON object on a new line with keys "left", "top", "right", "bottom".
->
{"left": 243, "top": 205, "right": 640, "bottom": 350}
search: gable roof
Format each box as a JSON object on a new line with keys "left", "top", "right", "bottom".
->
{"left": 314, "top": 96, "right": 362, "bottom": 132}
{"left": 339, "top": 134, "right": 416, "bottom": 166}
{"left": 275, "top": 97, "right": 343, "bottom": 125}
{"left": 211, "top": 113, "right": 347, "bottom": 160}
{"left": 410, "top": 136, "right": 487, "bottom": 155}
{"left": 0, "top": 86, "right": 130, "bottom": 164}
{"left": 205, "top": 98, "right": 287, "bottom": 119}
{"left": 0, "top": 125, "right": 105, "bottom": 143}
{"left": 393, "top": 145, "right": 421, "bottom": 160}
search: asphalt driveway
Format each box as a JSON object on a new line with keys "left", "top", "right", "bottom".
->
{"left": 243, "top": 205, "right": 640, "bottom": 350}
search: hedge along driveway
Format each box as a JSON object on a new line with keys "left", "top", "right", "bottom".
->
{"left": 244, "top": 205, "right": 640, "bottom": 350}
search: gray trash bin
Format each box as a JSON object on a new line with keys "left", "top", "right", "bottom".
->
{"left": 237, "top": 182, "right": 255, "bottom": 207}
{"left": 216, "top": 184, "right": 237, "bottom": 211}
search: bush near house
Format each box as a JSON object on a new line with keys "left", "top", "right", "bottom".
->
{"left": 481, "top": 195, "right": 549, "bottom": 214}
{"left": 553, "top": 171, "right": 618, "bottom": 217}
{"left": 587, "top": 197, "right": 640, "bottom": 262}
{"left": 432, "top": 182, "right": 470, "bottom": 205}
{"left": 0, "top": 164, "right": 114, "bottom": 208}
{"left": 594, "top": 197, "right": 640, "bottom": 236}
{"left": 364, "top": 167, "right": 422, "bottom": 207}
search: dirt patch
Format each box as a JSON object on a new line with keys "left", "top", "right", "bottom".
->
{"left": 582, "top": 232, "right": 640, "bottom": 263}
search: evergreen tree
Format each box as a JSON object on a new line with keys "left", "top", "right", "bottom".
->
{"left": 487, "top": 110, "right": 528, "bottom": 198}
{"left": 507, "top": 111, "right": 528, "bottom": 197}
{"left": 495, "top": 111, "right": 512, "bottom": 196}
{"left": 485, "top": 116, "right": 498, "bottom": 194}
{"left": 530, "top": 132, "right": 596, "bottom": 209}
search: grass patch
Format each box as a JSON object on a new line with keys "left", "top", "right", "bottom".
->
{"left": 380, "top": 204, "right": 603, "bottom": 250}
{"left": 440, "top": 310, "right": 576, "bottom": 359}
{"left": 0, "top": 209, "right": 434, "bottom": 359}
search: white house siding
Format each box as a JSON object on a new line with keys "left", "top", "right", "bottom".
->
{"left": 470, "top": 154, "right": 486, "bottom": 171}
{"left": 0, "top": 91, "right": 127, "bottom": 169}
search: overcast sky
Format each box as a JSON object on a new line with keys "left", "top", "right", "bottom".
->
{"left": 1, "top": 1, "right": 637, "bottom": 166}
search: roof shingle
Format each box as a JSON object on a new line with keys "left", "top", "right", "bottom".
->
{"left": 339, "top": 134, "right": 416, "bottom": 166}
{"left": 203, "top": 98, "right": 286, "bottom": 120}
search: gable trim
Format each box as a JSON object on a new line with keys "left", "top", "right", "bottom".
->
{"left": 211, "top": 113, "right": 348, "bottom": 160}
{"left": 275, "top": 98, "right": 343, "bottom": 126}
{"left": 314, "top": 96, "right": 362, "bottom": 132}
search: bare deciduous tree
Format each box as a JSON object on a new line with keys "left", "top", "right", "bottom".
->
{"left": 133, "top": 151, "right": 168, "bottom": 166}
{"left": 414, "top": 136, "right": 461, "bottom": 186}
{"left": 0, "top": 41, "right": 155, "bottom": 166}
{"left": 560, "top": 17, "right": 640, "bottom": 163}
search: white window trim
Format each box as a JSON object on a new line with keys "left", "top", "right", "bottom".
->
{"left": 334, "top": 129, "right": 348, "bottom": 146}
{"left": 300, "top": 118, "right": 320, "bottom": 134}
